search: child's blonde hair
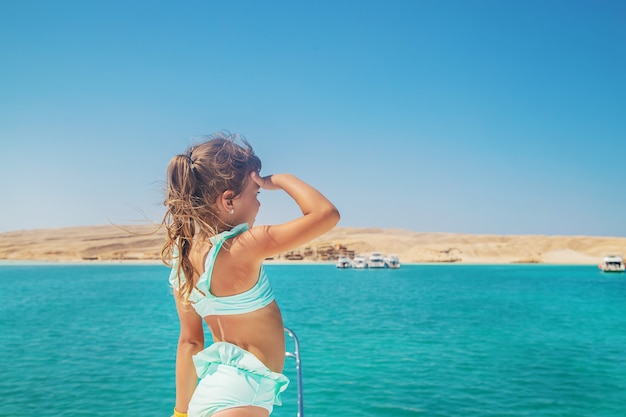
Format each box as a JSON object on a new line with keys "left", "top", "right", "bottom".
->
{"left": 161, "top": 132, "right": 262, "bottom": 302}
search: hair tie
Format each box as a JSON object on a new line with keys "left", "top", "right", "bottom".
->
{"left": 173, "top": 408, "right": 188, "bottom": 417}
{"left": 185, "top": 154, "right": 195, "bottom": 170}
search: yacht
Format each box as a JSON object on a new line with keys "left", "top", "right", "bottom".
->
{"left": 336, "top": 256, "right": 352, "bottom": 269}
{"left": 352, "top": 255, "right": 368, "bottom": 269}
{"left": 599, "top": 255, "right": 625, "bottom": 273}
{"left": 385, "top": 254, "right": 401, "bottom": 269}
{"left": 367, "top": 252, "right": 386, "bottom": 268}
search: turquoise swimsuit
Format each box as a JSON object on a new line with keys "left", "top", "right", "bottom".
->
{"left": 188, "top": 342, "right": 289, "bottom": 417}
{"left": 169, "top": 223, "right": 288, "bottom": 417}
{"left": 168, "top": 223, "right": 275, "bottom": 317}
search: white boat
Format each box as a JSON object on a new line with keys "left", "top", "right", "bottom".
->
{"left": 352, "top": 255, "right": 368, "bottom": 269}
{"left": 385, "top": 254, "right": 401, "bottom": 269}
{"left": 599, "top": 255, "right": 625, "bottom": 273}
{"left": 367, "top": 252, "right": 386, "bottom": 268}
{"left": 336, "top": 256, "right": 352, "bottom": 269}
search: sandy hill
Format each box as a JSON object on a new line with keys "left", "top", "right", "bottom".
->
{"left": 0, "top": 225, "right": 625, "bottom": 265}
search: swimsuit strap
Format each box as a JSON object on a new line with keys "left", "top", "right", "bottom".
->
{"left": 203, "top": 223, "right": 249, "bottom": 289}
{"left": 169, "top": 222, "right": 275, "bottom": 316}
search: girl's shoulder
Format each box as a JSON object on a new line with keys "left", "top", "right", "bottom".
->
{"left": 229, "top": 225, "right": 272, "bottom": 259}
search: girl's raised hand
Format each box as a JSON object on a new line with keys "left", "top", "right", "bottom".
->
{"left": 251, "top": 171, "right": 280, "bottom": 191}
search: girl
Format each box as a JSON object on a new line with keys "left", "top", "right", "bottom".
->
{"left": 162, "top": 133, "right": 340, "bottom": 417}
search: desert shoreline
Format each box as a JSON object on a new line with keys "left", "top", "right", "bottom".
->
{"left": 0, "top": 259, "right": 609, "bottom": 267}
{"left": 0, "top": 224, "right": 625, "bottom": 265}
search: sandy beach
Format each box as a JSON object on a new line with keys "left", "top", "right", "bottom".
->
{"left": 0, "top": 224, "right": 625, "bottom": 265}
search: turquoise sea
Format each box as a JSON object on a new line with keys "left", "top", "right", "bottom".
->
{"left": 1, "top": 264, "right": 626, "bottom": 416}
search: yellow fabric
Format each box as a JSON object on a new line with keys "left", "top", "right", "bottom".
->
{"left": 173, "top": 408, "right": 188, "bottom": 417}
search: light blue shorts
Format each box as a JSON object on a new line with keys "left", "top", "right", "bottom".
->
{"left": 188, "top": 342, "right": 290, "bottom": 417}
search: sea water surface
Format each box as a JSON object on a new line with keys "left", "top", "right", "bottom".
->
{"left": 1, "top": 264, "right": 625, "bottom": 416}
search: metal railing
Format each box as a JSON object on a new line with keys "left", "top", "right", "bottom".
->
{"left": 284, "top": 327, "right": 304, "bottom": 417}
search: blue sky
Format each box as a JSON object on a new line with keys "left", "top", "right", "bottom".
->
{"left": 1, "top": 0, "right": 624, "bottom": 236}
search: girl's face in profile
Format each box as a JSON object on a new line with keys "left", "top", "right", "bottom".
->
{"left": 233, "top": 177, "right": 261, "bottom": 227}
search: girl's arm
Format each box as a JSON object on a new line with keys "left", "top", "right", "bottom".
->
{"left": 247, "top": 172, "right": 340, "bottom": 259}
{"left": 173, "top": 293, "right": 204, "bottom": 413}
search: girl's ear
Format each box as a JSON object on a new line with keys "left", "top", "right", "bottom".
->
{"left": 220, "top": 190, "right": 235, "bottom": 213}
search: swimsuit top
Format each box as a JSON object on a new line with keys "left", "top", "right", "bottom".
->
{"left": 168, "top": 223, "right": 275, "bottom": 317}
